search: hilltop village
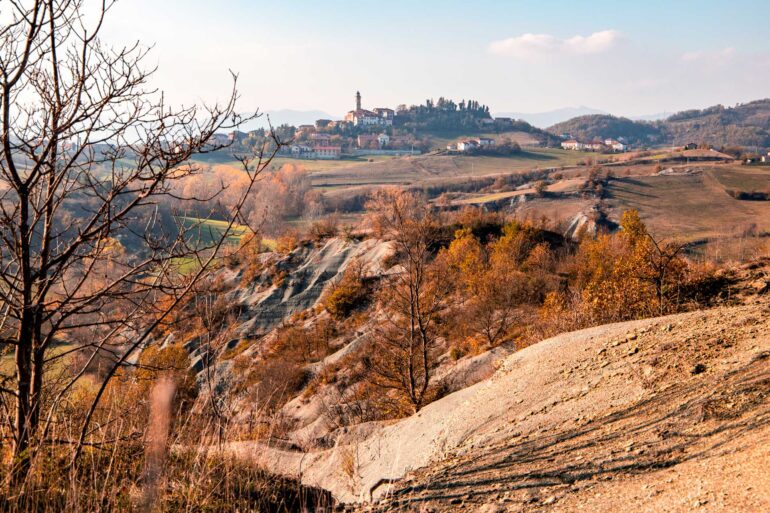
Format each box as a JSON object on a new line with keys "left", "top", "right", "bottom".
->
{"left": 212, "top": 92, "right": 541, "bottom": 159}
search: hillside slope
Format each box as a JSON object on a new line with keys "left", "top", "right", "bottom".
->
{"left": 548, "top": 99, "right": 770, "bottom": 148}
{"left": 663, "top": 100, "right": 770, "bottom": 148}
{"left": 226, "top": 297, "right": 770, "bottom": 510}
{"left": 371, "top": 303, "right": 770, "bottom": 512}
{"left": 547, "top": 115, "right": 664, "bottom": 145}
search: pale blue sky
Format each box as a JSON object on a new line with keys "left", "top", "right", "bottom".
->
{"left": 103, "top": 0, "right": 770, "bottom": 117}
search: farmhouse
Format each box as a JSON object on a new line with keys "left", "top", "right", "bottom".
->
{"left": 457, "top": 140, "right": 480, "bottom": 152}
{"left": 290, "top": 144, "right": 313, "bottom": 157}
{"left": 357, "top": 134, "right": 380, "bottom": 148}
{"left": 561, "top": 139, "right": 586, "bottom": 151}
{"left": 312, "top": 146, "right": 342, "bottom": 159}
{"left": 290, "top": 144, "right": 342, "bottom": 159}
{"left": 477, "top": 137, "right": 495, "bottom": 147}
{"left": 604, "top": 138, "right": 627, "bottom": 152}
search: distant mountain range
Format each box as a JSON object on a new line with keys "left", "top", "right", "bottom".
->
{"left": 238, "top": 109, "right": 340, "bottom": 131}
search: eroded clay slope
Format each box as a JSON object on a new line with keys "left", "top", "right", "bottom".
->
{"left": 227, "top": 303, "right": 770, "bottom": 511}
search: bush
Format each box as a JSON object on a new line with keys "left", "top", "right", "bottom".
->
{"left": 323, "top": 262, "right": 368, "bottom": 319}
{"left": 309, "top": 214, "right": 339, "bottom": 241}
{"left": 276, "top": 228, "right": 299, "bottom": 254}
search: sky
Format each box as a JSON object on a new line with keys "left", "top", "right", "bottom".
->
{"left": 101, "top": 0, "right": 770, "bottom": 118}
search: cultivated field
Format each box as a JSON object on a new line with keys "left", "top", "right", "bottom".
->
{"left": 310, "top": 149, "right": 590, "bottom": 189}
{"left": 706, "top": 166, "right": 770, "bottom": 193}
{"left": 605, "top": 171, "right": 770, "bottom": 259}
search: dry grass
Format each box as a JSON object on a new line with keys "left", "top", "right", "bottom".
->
{"left": 0, "top": 391, "right": 334, "bottom": 513}
{"left": 605, "top": 173, "right": 770, "bottom": 260}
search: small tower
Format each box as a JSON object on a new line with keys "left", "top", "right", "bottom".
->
{"left": 356, "top": 91, "right": 362, "bottom": 111}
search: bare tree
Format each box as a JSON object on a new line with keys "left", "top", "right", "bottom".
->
{"left": 0, "top": 0, "right": 278, "bottom": 484}
{"left": 638, "top": 234, "right": 687, "bottom": 316}
{"left": 364, "top": 189, "right": 448, "bottom": 413}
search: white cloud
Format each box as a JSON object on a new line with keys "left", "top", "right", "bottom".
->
{"left": 681, "top": 47, "right": 736, "bottom": 63}
{"left": 489, "top": 30, "right": 622, "bottom": 59}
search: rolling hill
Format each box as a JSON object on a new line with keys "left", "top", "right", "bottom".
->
{"left": 547, "top": 115, "right": 664, "bottom": 145}
{"left": 495, "top": 106, "right": 607, "bottom": 128}
{"left": 663, "top": 99, "right": 770, "bottom": 148}
{"left": 548, "top": 99, "right": 770, "bottom": 148}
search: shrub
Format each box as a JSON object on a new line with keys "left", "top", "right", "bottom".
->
{"left": 323, "top": 262, "right": 368, "bottom": 319}
{"left": 309, "top": 214, "right": 339, "bottom": 241}
{"left": 276, "top": 228, "right": 300, "bottom": 254}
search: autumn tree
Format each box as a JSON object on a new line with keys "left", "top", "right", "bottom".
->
{"left": 620, "top": 211, "right": 687, "bottom": 316}
{"left": 364, "top": 189, "right": 448, "bottom": 413}
{"left": 439, "top": 222, "right": 549, "bottom": 350}
{"left": 542, "top": 210, "right": 688, "bottom": 331}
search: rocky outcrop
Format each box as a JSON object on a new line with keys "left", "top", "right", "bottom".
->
{"left": 235, "top": 238, "right": 394, "bottom": 336}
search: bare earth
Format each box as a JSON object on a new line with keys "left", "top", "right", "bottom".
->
{"left": 366, "top": 302, "right": 770, "bottom": 512}
{"left": 225, "top": 264, "right": 770, "bottom": 512}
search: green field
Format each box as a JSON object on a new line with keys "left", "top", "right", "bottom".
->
{"left": 177, "top": 216, "right": 251, "bottom": 246}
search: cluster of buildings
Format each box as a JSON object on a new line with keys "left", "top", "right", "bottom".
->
{"left": 344, "top": 92, "right": 396, "bottom": 127}
{"left": 561, "top": 138, "right": 628, "bottom": 153}
{"left": 357, "top": 132, "right": 412, "bottom": 150}
{"left": 289, "top": 144, "right": 342, "bottom": 160}
{"left": 287, "top": 92, "right": 417, "bottom": 159}
{"left": 446, "top": 137, "right": 496, "bottom": 153}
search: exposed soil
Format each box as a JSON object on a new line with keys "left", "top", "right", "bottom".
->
{"left": 359, "top": 301, "right": 770, "bottom": 512}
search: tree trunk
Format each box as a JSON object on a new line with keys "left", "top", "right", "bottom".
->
{"left": 13, "top": 314, "right": 35, "bottom": 483}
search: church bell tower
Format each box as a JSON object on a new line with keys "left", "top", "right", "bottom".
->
{"left": 356, "top": 91, "right": 362, "bottom": 111}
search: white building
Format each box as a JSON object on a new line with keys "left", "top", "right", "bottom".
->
{"left": 457, "top": 140, "right": 480, "bottom": 152}
{"left": 344, "top": 92, "right": 394, "bottom": 127}
{"left": 604, "top": 139, "right": 627, "bottom": 152}
{"left": 561, "top": 139, "right": 586, "bottom": 151}
{"left": 290, "top": 144, "right": 313, "bottom": 157}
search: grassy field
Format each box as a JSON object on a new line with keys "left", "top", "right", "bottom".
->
{"left": 191, "top": 147, "right": 594, "bottom": 191}
{"left": 309, "top": 148, "right": 591, "bottom": 188}
{"left": 706, "top": 166, "right": 770, "bottom": 193}
{"left": 604, "top": 172, "right": 770, "bottom": 259}
{"left": 190, "top": 153, "right": 398, "bottom": 173}
{"left": 177, "top": 216, "right": 251, "bottom": 246}
{"left": 450, "top": 178, "right": 585, "bottom": 206}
